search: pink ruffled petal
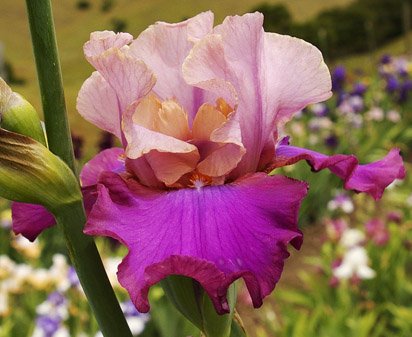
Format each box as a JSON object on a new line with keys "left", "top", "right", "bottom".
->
{"left": 84, "top": 172, "right": 308, "bottom": 314}
{"left": 129, "top": 12, "right": 214, "bottom": 119}
{"left": 76, "top": 72, "right": 122, "bottom": 139}
{"left": 89, "top": 48, "right": 155, "bottom": 113}
{"left": 263, "top": 33, "right": 331, "bottom": 127}
{"left": 84, "top": 31, "right": 133, "bottom": 63}
{"left": 274, "top": 140, "right": 405, "bottom": 199}
{"left": 183, "top": 13, "right": 331, "bottom": 176}
{"left": 80, "top": 147, "right": 125, "bottom": 187}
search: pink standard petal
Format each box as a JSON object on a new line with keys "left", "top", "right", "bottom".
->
{"left": 84, "top": 31, "right": 133, "bottom": 63}
{"left": 90, "top": 49, "right": 155, "bottom": 114}
{"left": 274, "top": 141, "right": 405, "bottom": 199}
{"left": 129, "top": 12, "right": 214, "bottom": 120}
{"left": 84, "top": 172, "right": 308, "bottom": 314}
{"left": 80, "top": 147, "right": 125, "bottom": 187}
{"left": 77, "top": 72, "right": 122, "bottom": 139}
{"left": 183, "top": 13, "right": 331, "bottom": 175}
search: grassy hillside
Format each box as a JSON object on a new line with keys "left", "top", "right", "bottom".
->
{"left": 0, "top": 0, "right": 352, "bottom": 153}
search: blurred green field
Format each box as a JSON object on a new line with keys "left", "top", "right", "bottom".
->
{"left": 0, "top": 0, "right": 353, "bottom": 156}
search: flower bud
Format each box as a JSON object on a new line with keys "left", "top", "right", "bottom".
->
{"left": 0, "top": 128, "right": 81, "bottom": 213}
{"left": 0, "top": 77, "right": 46, "bottom": 146}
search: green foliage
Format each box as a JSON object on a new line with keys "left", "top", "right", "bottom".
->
{"left": 255, "top": 0, "right": 412, "bottom": 59}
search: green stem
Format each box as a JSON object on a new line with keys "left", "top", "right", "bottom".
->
{"left": 25, "top": 1, "right": 132, "bottom": 336}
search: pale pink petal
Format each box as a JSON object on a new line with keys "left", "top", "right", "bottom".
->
{"left": 129, "top": 12, "right": 214, "bottom": 119}
{"left": 183, "top": 13, "right": 331, "bottom": 176}
{"left": 84, "top": 31, "right": 133, "bottom": 67}
{"left": 90, "top": 49, "right": 155, "bottom": 113}
{"left": 263, "top": 33, "right": 331, "bottom": 127}
{"left": 77, "top": 72, "right": 122, "bottom": 138}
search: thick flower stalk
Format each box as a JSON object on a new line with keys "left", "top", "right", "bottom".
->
{"left": 13, "top": 11, "right": 405, "bottom": 323}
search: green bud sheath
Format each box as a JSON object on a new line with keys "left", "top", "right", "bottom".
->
{"left": 0, "top": 128, "right": 80, "bottom": 212}
{"left": 161, "top": 276, "right": 238, "bottom": 337}
{"left": 0, "top": 77, "right": 46, "bottom": 146}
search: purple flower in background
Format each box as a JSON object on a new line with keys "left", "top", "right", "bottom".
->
{"left": 35, "top": 316, "right": 61, "bottom": 337}
{"left": 351, "top": 82, "right": 367, "bottom": 97}
{"left": 67, "top": 267, "right": 80, "bottom": 288}
{"left": 324, "top": 134, "right": 338, "bottom": 148}
{"left": 380, "top": 54, "right": 391, "bottom": 65}
{"left": 399, "top": 79, "right": 412, "bottom": 103}
{"left": 387, "top": 210, "right": 403, "bottom": 224}
{"left": 365, "top": 219, "right": 390, "bottom": 246}
{"left": 332, "top": 65, "right": 346, "bottom": 92}
{"left": 310, "top": 103, "right": 329, "bottom": 117}
{"left": 71, "top": 134, "right": 84, "bottom": 160}
{"left": 385, "top": 76, "right": 399, "bottom": 93}
{"left": 12, "top": 12, "right": 405, "bottom": 314}
{"left": 338, "top": 95, "right": 364, "bottom": 114}
{"left": 98, "top": 131, "right": 115, "bottom": 151}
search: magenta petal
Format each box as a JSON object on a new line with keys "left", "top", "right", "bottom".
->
{"left": 12, "top": 186, "right": 98, "bottom": 241}
{"left": 84, "top": 172, "right": 308, "bottom": 313}
{"left": 80, "top": 147, "right": 125, "bottom": 187}
{"left": 12, "top": 202, "right": 55, "bottom": 241}
{"left": 274, "top": 141, "right": 405, "bottom": 199}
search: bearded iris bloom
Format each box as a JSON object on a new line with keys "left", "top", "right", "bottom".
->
{"left": 12, "top": 12, "right": 405, "bottom": 314}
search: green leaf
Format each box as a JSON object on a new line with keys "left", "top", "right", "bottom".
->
{"left": 0, "top": 128, "right": 81, "bottom": 212}
{"left": 161, "top": 275, "right": 238, "bottom": 337}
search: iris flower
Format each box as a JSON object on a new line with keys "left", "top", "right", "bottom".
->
{"left": 12, "top": 12, "right": 405, "bottom": 314}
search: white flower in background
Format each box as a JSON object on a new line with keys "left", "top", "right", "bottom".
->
{"left": 333, "top": 246, "right": 376, "bottom": 280}
{"left": 11, "top": 235, "right": 41, "bottom": 259}
{"left": 340, "top": 228, "right": 365, "bottom": 248}
{"left": 308, "top": 117, "right": 332, "bottom": 131}
{"left": 28, "top": 268, "right": 54, "bottom": 290}
{"left": 338, "top": 95, "right": 364, "bottom": 114}
{"left": 49, "top": 254, "right": 70, "bottom": 292}
{"left": 386, "top": 110, "right": 401, "bottom": 122}
{"left": 327, "top": 193, "right": 354, "bottom": 214}
{"left": 366, "top": 107, "right": 384, "bottom": 121}
{"left": 345, "top": 111, "right": 363, "bottom": 128}
{"left": 8, "top": 264, "right": 32, "bottom": 293}
{"left": 0, "top": 255, "right": 15, "bottom": 278}
{"left": 104, "top": 257, "right": 122, "bottom": 288}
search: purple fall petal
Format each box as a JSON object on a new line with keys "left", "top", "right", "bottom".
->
{"left": 12, "top": 202, "right": 55, "bottom": 241}
{"left": 80, "top": 147, "right": 125, "bottom": 187}
{"left": 273, "top": 140, "right": 405, "bottom": 199}
{"left": 84, "top": 172, "right": 307, "bottom": 314}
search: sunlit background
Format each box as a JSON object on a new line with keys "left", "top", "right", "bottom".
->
{"left": 0, "top": 0, "right": 411, "bottom": 336}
